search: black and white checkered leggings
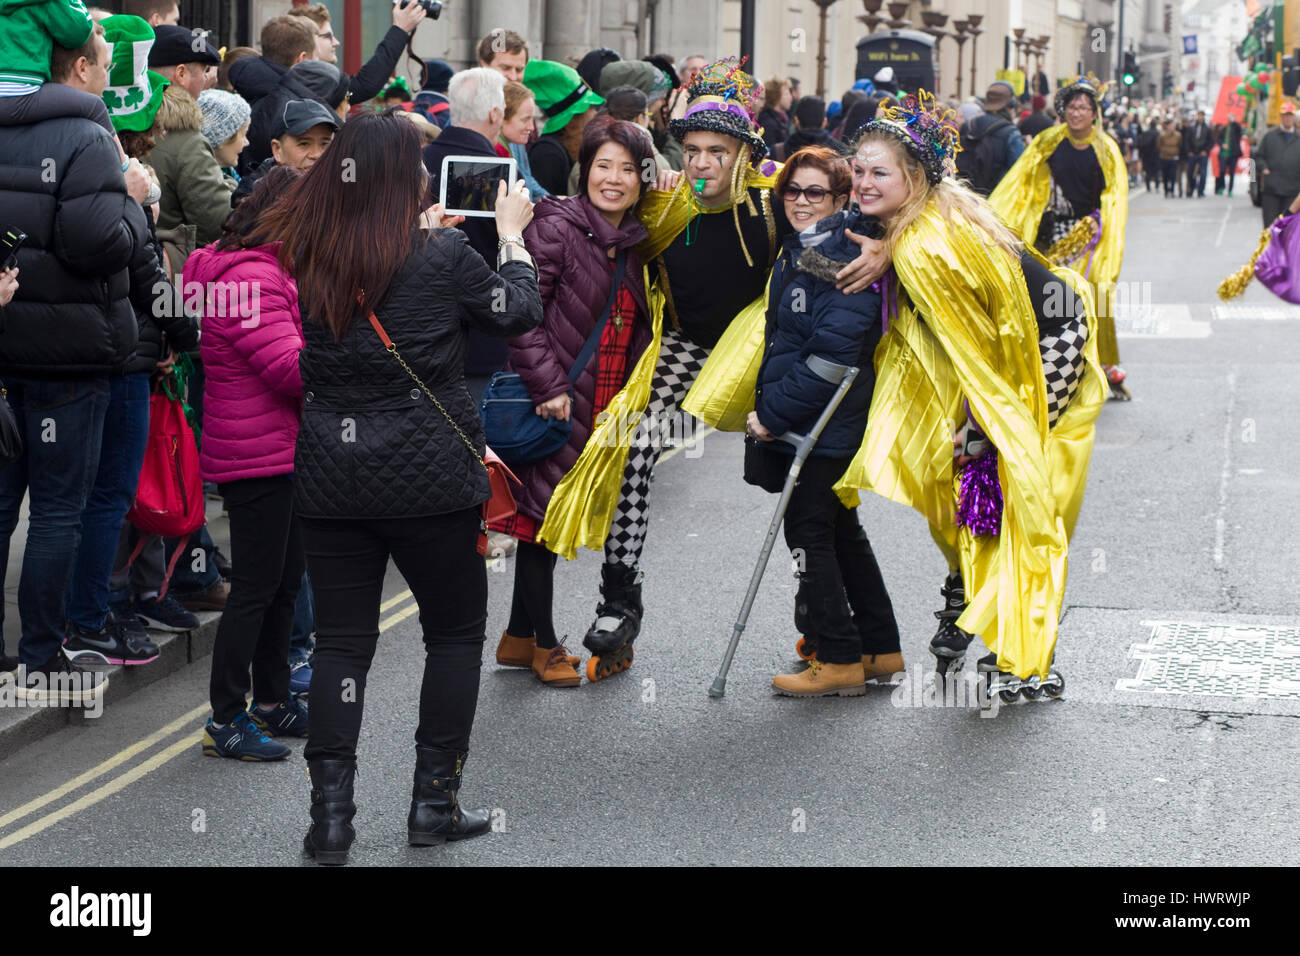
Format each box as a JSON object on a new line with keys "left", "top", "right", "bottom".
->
{"left": 1041, "top": 313, "right": 1088, "bottom": 428}
{"left": 603, "top": 331, "right": 710, "bottom": 568}
{"left": 600, "top": 318, "right": 1088, "bottom": 569}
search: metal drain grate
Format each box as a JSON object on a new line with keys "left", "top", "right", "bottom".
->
{"left": 1117, "top": 621, "right": 1300, "bottom": 700}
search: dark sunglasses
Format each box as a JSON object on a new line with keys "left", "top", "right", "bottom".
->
{"left": 781, "top": 184, "right": 838, "bottom": 203}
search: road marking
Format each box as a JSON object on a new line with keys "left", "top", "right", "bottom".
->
{"left": 0, "top": 582, "right": 424, "bottom": 852}
{"left": 658, "top": 423, "right": 715, "bottom": 464}
{"left": 1213, "top": 369, "right": 1237, "bottom": 568}
{"left": 0, "top": 733, "right": 199, "bottom": 851}
{"left": 379, "top": 601, "right": 420, "bottom": 630}
{"left": 1214, "top": 204, "right": 1231, "bottom": 247}
{"left": 380, "top": 589, "right": 413, "bottom": 611}
{"left": 0, "top": 427, "right": 720, "bottom": 850}
{"left": 0, "top": 703, "right": 208, "bottom": 832}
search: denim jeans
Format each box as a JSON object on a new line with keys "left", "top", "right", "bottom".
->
{"left": 66, "top": 372, "right": 150, "bottom": 632}
{"left": 289, "top": 569, "right": 315, "bottom": 665}
{"left": 0, "top": 376, "right": 111, "bottom": 668}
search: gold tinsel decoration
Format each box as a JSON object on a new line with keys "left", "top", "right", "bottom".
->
{"left": 1045, "top": 215, "right": 1098, "bottom": 267}
{"left": 1216, "top": 228, "right": 1273, "bottom": 301}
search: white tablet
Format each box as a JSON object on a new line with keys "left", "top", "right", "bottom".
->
{"left": 439, "top": 155, "right": 518, "bottom": 218}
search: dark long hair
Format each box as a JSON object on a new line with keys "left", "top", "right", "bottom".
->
{"left": 216, "top": 165, "right": 302, "bottom": 251}
{"left": 250, "top": 111, "right": 427, "bottom": 339}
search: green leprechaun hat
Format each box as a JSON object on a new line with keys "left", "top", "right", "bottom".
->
{"left": 100, "top": 15, "right": 168, "bottom": 132}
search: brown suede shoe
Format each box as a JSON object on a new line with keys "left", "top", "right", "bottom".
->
{"left": 495, "top": 631, "right": 534, "bottom": 668}
{"left": 532, "top": 643, "right": 581, "bottom": 687}
{"left": 772, "top": 659, "right": 867, "bottom": 697}
{"left": 178, "top": 579, "right": 229, "bottom": 612}
{"left": 862, "top": 652, "right": 905, "bottom": 684}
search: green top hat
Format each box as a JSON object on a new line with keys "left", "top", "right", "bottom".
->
{"left": 523, "top": 59, "right": 604, "bottom": 136}
{"left": 100, "top": 15, "right": 168, "bottom": 132}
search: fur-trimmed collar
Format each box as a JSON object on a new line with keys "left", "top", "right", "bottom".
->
{"left": 156, "top": 84, "right": 202, "bottom": 134}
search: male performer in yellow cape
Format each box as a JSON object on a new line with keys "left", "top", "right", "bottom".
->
{"left": 989, "top": 72, "right": 1131, "bottom": 399}
{"left": 537, "top": 61, "right": 880, "bottom": 676}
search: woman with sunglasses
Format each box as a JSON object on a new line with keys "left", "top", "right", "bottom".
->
{"left": 745, "top": 145, "right": 902, "bottom": 697}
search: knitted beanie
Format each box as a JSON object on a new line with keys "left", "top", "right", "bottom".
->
{"left": 198, "top": 88, "right": 251, "bottom": 148}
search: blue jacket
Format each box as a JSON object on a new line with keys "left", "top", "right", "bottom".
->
{"left": 754, "top": 210, "right": 883, "bottom": 459}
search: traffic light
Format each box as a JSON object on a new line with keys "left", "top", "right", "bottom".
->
{"left": 1121, "top": 51, "right": 1139, "bottom": 88}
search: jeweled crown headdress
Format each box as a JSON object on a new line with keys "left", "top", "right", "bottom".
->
{"left": 855, "top": 91, "right": 961, "bottom": 185}
{"left": 1054, "top": 71, "right": 1110, "bottom": 122}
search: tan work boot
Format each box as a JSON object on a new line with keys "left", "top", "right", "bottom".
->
{"left": 862, "top": 652, "right": 905, "bottom": 684}
{"left": 532, "top": 643, "right": 581, "bottom": 687}
{"left": 772, "top": 659, "right": 867, "bottom": 697}
{"left": 495, "top": 631, "right": 534, "bottom": 668}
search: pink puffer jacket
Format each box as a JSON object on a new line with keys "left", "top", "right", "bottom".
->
{"left": 187, "top": 242, "right": 303, "bottom": 483}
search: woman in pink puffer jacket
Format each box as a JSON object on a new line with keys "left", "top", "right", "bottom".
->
{"left": 184, "top": 166, "right": 311, "bottom": 761}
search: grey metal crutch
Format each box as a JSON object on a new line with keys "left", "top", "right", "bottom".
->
{"left": 707, "top": 356, "right": 860, "bottom": 699}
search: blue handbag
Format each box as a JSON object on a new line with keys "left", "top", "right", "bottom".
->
{"left": 480, "top": 251, "right": 626, "bottom": 465}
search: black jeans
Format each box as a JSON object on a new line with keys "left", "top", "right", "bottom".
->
{"left": 782, "top": 455, "right": 900, "bottom": 665}
{"left": 209, "top": 475, "right": 304, "bottom": 723}
{"left": 302, "top": 507, "right": 486, "bottom": 762}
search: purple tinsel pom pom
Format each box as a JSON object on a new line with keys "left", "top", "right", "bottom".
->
{"left": 957, "top": 451, "right": 1002, "bottom": 536}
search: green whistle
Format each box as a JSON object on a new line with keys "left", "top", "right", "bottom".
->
{"left": 694, "top": 177, "right": 706, "bottom": 193}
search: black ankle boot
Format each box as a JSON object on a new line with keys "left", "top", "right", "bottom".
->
{"left": 303, "top": 759, "right": 356, "bottom": 865}
{"left": 583, "top": 563, "right": 644, "bottom": 655}
{"left": 408, "top": 745, "right": 492, "bottom": 846}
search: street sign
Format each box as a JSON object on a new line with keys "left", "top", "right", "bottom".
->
{"left": 855, "top": 30, "right": 935, "bottom": 94}
{"left": 1182, "top": 35, "right": 1198, "bottom": 55}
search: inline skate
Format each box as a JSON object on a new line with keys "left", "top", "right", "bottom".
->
{"left": 930, "top": 571, "right": 975, "bottom": 678}
{"left": 583, "top": 563, "right": 643, "bottom": 682}
{"left": 976, "top": 652, "right": 1065, "bottom": 709}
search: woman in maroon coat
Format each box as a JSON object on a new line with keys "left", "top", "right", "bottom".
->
{"left": 491, "top": 117, "right": 656, "bottom": 686}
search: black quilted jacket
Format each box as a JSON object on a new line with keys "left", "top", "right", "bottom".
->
{"left": 294, "top": 228, "right": 542, "bottom": 519}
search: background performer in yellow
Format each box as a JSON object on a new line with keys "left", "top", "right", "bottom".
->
{"left": 989, "top": 74, "right": 1131, "bottom": 401}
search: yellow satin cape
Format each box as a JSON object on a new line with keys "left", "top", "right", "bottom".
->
{"left": 989, "top": 124, "right": 1128, "bottom": 366}
{"left": 537, "top": 166, "right": 779, "bottom": 559}
{"left": 832, "top": 205, "right": 1107, "bottom": 679}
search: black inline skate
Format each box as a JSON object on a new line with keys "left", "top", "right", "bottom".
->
{"left": 582, "top": 563, "right": 643, "bottom": 682}
{"left": 976, "top": 652, "right": 1065, "bottom": 708}
{"left": 930, "top": 571, "right": 975, "bottom": 677}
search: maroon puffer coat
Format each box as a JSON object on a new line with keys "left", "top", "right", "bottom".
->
{"left": 506, "top": 194, "right": 653, "bottom": 523}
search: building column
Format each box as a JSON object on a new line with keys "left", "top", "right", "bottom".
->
{"left": 544, "top": 0, "right": 594, "bottom": 64}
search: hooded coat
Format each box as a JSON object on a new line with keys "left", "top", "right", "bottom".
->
{"left": 229, "top": 55, "right": 318, "bottom": 176}
{"left": 501, "top": 195, "right": 651, "bottom": 523}
{"left": 754, "top": 210, "right": 883, "bottom": 459}
{"left": 0, "top": 103, "right": 141, "bottom": 375}
{"left": 147, "top": 84, "right": 235, "bottom": 275}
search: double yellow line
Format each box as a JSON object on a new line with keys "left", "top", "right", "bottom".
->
{"left": 0, "top": 425, "right": 717, "bottom": 852}
{"left": 0, "top": 587, "right": 425, "bottom": 853}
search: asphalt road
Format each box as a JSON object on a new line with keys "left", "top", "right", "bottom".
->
{"left": 1, "top": 186, "right": 1297, "bottom": 867}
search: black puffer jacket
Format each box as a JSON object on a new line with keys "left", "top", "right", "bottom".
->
{"left": 295, "top": 228, "right": 542, "bottom": 519}
{"left": 125, "top": 207, "right": 200, "bottom": 374}
{"left": 0, "top": 111, "right": 142, "bottom": 375}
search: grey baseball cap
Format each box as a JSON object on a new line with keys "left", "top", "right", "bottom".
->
{"left": 274, "top": 99, "right": 341, "bottom": 139}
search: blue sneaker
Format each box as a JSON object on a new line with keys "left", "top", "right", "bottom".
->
{"left": 248, "top": 696, "right": 309, "bottom": 738}
{"left": 202, "top": 711, "right": 291, "bottom": 761}
{"left": 289, "top": 659, "right": 313, "bottom": 697}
